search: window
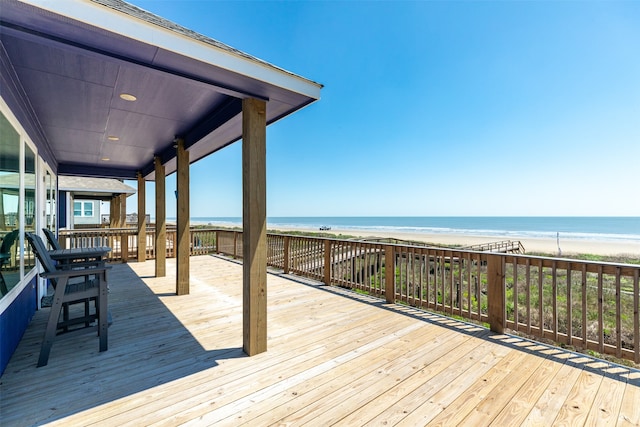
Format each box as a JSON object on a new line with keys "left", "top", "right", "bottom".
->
{"left": 0, "top": 110, "right": 37, "bottom": 298}
{"left": 73, "top": 201, "right": 93, "bottom": 217}
{"left": 0, "top": 111, "right": 21, "bottom": 297}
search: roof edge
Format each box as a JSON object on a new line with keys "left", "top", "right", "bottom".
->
{"left": 18, "top": 0, "right": 322, "bottom": 99}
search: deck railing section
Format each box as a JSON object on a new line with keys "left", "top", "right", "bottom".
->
{"left": 219, "top": 231, "right": 640, "bottom": 363}
{"left": 59, "top": 228, "right": 138, "bottom": 261}
{"left": 57, "top": 227, "right": 640, "bottom": 363}
{"left": 59, "top": 227, "right": 215, "bottom": 261}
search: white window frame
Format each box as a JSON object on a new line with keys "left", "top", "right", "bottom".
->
{"left": 0, "top": 96, "right": 38, "bottom": 313}
{"left": 73, "top": 200, "right": 94, "bottom": 217}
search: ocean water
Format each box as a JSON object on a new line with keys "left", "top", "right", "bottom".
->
{"left": 190, "top": 216, "right": 640, "bottom": 244}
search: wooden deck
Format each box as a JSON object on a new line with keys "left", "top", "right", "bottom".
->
{"left": 1, "top": 255, "right": 639, "bottom": 426}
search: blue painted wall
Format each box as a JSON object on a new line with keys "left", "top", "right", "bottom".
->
{"left": 0, "top": 277, "right": 36, "bottom": 376}
{"left": 59, "top": 190, "right": 67, "bottom": 229}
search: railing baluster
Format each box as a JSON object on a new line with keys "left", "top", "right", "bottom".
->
{"left": 525, "top": 258, "right": 531, "bottom": 335}
{"left": 513, "top": 256, "right": 518, "bottom": 328}
{"left": 598, "top": 265, "right": 604, "bottom": 354}
{"left": 552, "top": 261, "right": 557, "bottom": 342}
{"left": 581, "top": 264, "right": 587, "bottom": 351}
{"left": 466, "top": 253, "right": 471, "bottom": 319}
{"left": 450, "top": 251, "right": 455, "bottom": 313}
{"left": 635, "top": 268, "right": 639, "bottom": 364}
{"left": 440, "top": 250, "right": 446, "bottom": 313}
{"left": 538, "top": 259, "right": 543, "bottom": 336}
{"left": 615, "top": 267, "right": 621, "bottom": 358}
{"left": 567, "top": 262, "right": 572, "bottom": 346}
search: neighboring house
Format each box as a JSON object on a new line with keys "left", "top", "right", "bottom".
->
{"left": 58, "top": 176, "right": 135, "bottom": 229}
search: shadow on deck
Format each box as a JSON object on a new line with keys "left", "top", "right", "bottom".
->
{"left": 1, "top": 255, "right": 639, "bottom": 426}
{"left": 1, "top": 259, "right": 246, "bottom": 425}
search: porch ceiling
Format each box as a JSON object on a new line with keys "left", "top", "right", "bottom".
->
{"left": 0, "top": 0, "right": 321, "bottom": 180}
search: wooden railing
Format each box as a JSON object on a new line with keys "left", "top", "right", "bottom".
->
{"left": 244, "top": 231, "right": 640, "bottom": 363}
{"left": 57, "top": 227, "right": 640, "bottom": 363}
{"left": 58, "top": 227, "right": 217, "bottom": 262}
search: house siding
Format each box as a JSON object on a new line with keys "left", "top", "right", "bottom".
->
{"left": 73, "top": 200, "right": 101, "bottom": 225}
{"left": 0, "top": 276, "right": 36, "bottom": 375}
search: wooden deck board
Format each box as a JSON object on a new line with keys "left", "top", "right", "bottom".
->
{"left": 1, "top": 255, "right": 638, "bottom": 426}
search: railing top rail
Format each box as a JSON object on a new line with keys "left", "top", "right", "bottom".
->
{"left": 266, "top": 232, "right": 640, "bottom": 270}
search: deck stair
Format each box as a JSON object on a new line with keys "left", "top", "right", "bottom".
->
{"left": 461, "top": 239, "right": 525, "bottom": 254}
{"left": 357, "top": 237, "right": 525, "bottom": 254}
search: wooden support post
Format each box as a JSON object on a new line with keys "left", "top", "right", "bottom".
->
{"left": 154, "top": 156, "right": 166, "bottom": 277}
{"left": 109, "top": 195, "right": 119, "bottom": 253}
{"left": 137, "top": 172, "right": 146, "bottom": 262}
{"left": 242, "top": 98, "right": 267, "bottom": 356}
{"left": 119, "top": 193, "right": 127, "bottom": 228}
{"left": 120, "top": 194, "right": 128, "bottom": 262}
{"left": 176, "top": 138, "right": 190, "bottom": 295}
{"left": 324, "top": 240, "right": 331, "bottom": 285}
{"left": 0, "top": 190, "right": 5, "bottom": 231}
{"left": 110, "top": 196, "right": 119, "bottom": 228}
{"left": 487, "top": 254, "right": 505, "bottom": 334}
{"left": 385, "top": 245, "right": 395, "bottom": 304}
{"left": 283, "top": 235, "right": 290, "bottom": 274}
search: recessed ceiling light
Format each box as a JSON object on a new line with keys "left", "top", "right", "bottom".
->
{"left": 107, "top": 136, "right": 119, "bottom": 141}
{"left": 101, "top": 157, "right": 110, "bottom": 161}
{"left": 119, "top": 93, "right": 137, "bottom": 101}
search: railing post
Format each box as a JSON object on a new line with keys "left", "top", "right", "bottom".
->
{"left": 385, "top": 245, "right": 395, "bottom": 304}
{"left": 214, "top": 230, "right": 218, "bottom": 253}
{"left": 283, "top": 235, "right": 290, "bottom": 274}
{"left": 487, "top": 254, "right": 505, "bottom": 334}
{"left": 121, "top": 231, "right": 128, "bottom": 263}
{"left": 324, "top": 239, "right": 331, "bottom": 285}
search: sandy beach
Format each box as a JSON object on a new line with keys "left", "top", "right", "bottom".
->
{"left": 197, "top": 221, "right": 639, "bottom": 258}
{"left": 320, "top": 228, "right": 639, "bottom": 258}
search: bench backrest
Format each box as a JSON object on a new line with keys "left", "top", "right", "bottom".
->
{"left": 25, "top": 233, "right": 59, "bottom": 287}
{"left": 42, "top": 228, "right": 62, "bottom": 250}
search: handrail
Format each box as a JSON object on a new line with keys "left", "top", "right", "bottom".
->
{"left": 58, "top": 227, "right": 640, "bottom": 363}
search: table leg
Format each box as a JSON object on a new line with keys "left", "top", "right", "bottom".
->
{"left": 38, "top": 276, "right": 67, "bottom": 367}
{"left": 98, "top": 270, "right": 108, "bottom": 352}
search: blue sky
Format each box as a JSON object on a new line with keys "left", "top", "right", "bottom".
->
{"left": 125, "top": 0, "right": 640, "bottom": 217}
